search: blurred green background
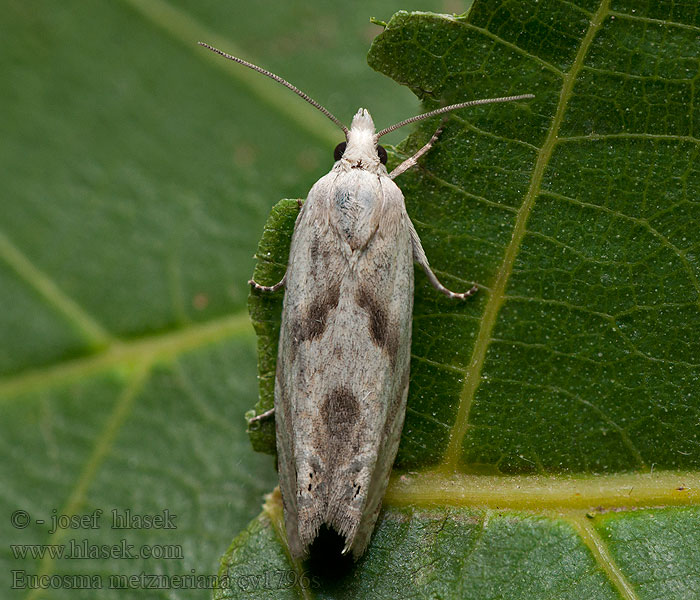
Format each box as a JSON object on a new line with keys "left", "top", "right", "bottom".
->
{"left": 1, "top": 1, "right": 467, "bottom": 598}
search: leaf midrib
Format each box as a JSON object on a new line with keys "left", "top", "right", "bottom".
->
{"left": 384, "top": 470, "right": 700, "bottom": 510}
{"left": 442, "top": 0, "right": 613, "bottom": 470}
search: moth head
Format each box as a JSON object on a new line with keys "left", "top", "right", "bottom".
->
{"left": 333, "top": 109, "right": 387, "bottom": 170}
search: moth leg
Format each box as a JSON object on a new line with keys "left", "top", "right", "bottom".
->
{"left": 249, "top": 273, "right": 286, "bottom": 292}
{"left": 249, "top": 199, "right": 300, "bottom": 292}
{"left": 409, "top": 222, "right": 478, "bottom": 300}
{"left": 420, "top": 263, "right": 479, "bottom": 299}
{"left": 247, "top": 407, "right": 275, "bottom": 424}
{"left": 389, "top": 122, "right": 444, "bottom": 179}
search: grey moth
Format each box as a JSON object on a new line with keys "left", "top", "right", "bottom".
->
{"left": 199, "top": 42, "right": 533, "bottom": 559}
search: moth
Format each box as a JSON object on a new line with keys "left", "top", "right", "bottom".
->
{"left": 199, "top": 42, "right": 533, "bottom": 559}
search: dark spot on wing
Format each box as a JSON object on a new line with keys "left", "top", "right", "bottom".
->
{"left": 356, "top": 286, "right": 387, "bottom": 346}
{"left": 322, "top": 386, "right": 359, "bottom": 439}
{"left": 289, "top": 282, "right": 341, "bottom": 362}
{"left": 385, "top": 329, "right": 399, "bottom": 366}
{"left": 310, "top": 235, "right": 319, "bottom": 265}
{"left": 321, "top": 247, "right": 333, "bottom": 269}
{"left": 305, "top": 283, "right": 341, "bottom": 339}
{"left": 356, "top": 286, "right": 400, "bottom": 367}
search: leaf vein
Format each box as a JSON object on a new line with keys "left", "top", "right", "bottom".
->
{"left": 24, "top": 365, "right": 150, "bottom": 600}
{"left": 608, "top": 10, "right": 700, "bottom": 33}
{"left": 0, "top": 312, "right": 252, "bottom": 398}
{"left": 0, "top": 230, "right": 111, "bottom": 348}
{"left": 400, "top": 164, "right": 519, "bottom": 213}
{"left": 454, "top": 21, "right": 564, "bottom": 76}
{"left": 559, "top": 133, "right": 700, "bottom": 144}
{"left": 540, "top": 190, "right": 700, "bottom": 299}
{"left": 581, "top": 63, "right": 696, "bottom": 83}
{"left": 442, "top": 0, "right": 614, "bottom": 470}
{"left": 411, "top": 353, "right": 467, "bottom": 375}
{"left": 569, "top": 514, "right": 640, "bottom": 600}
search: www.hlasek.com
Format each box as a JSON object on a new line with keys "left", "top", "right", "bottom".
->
{"left": 10, "top": 539, "right": 183, "bottom": 560}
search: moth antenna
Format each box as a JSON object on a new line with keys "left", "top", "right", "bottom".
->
{"left": 198, "top": 42, "right": 349, "bottom": 136}
{"left": 375, "top": 93, "right": 535, "bottom": 139}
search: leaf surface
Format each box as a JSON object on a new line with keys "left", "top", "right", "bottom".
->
{"left": 239, "top": 3, "right": 700, "bottom": 598}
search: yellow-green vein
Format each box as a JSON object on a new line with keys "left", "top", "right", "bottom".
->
{"left": 569, "top": 513, "right": 638, "bottom": 600}
{"left": 0, "top": 311, "right": 252, "bottom": 398}
{"left": 25, "top": 364, "right": 150, "bottom": 600}
{"left": 385, "top": 470, "right": 700, "bottom": 510}
{"left": 0, "top": 231, "right": 111, "bottom": 349}
{"left": 441, "top": 0, "right": 613, "bottom": 470}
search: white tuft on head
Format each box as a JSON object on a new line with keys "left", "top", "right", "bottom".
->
{"left": 349, "top": 108, "right": 375, "bottom": 133}
{"left": 341, "top": 108, "right": 381, "bottom": 170}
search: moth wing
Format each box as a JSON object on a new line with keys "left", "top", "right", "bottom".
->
{"left": 340, "top": 175, "right": 413, "bottom": 559}
{"left": 275, "top": 171, "right": 413, "bottom": 559}
{"left": 274, "top": 171, "right": 342, "bottom": 559}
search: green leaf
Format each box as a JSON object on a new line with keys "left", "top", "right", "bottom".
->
{"left": 0, "top": 1, "right": 447, "bottom": 598}
{"left": 247, "top": 201, "right": 298, "bottom": 453}
{"left": 237, "top": 3, "right": 700, "bottom": 598}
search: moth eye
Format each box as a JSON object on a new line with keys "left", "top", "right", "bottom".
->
{"left": 377, "top": 145, "right": 388, "bottom": 165}
{"left": 334, "top": 142, "right": 347, "bottom": 161}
